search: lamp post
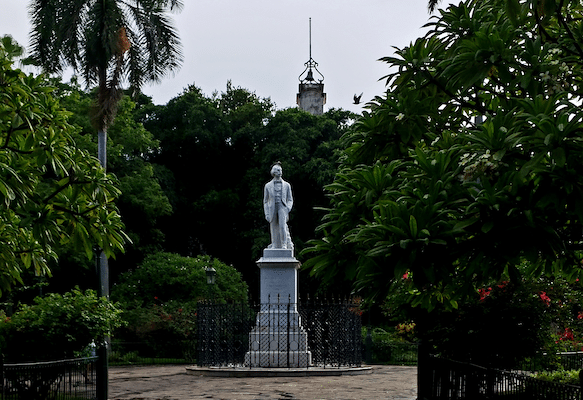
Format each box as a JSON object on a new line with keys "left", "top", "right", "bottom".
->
{"left": 205, "top": 266, "right": 216, "bottom": 301}
{"left": 204, "top": 266, "right": 217, "bottom": 364}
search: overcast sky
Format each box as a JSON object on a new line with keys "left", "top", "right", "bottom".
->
{"left": 1, "top": 0, "right": 453, "bottom": 113}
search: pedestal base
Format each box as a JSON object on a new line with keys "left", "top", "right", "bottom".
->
{"left": 245, "top": 309, "right": 312, "bottom": 367}
{"left": 245, "top": 350, "right": 312, "bottom": 368}
{"left": 245, "top": 248, "right": 311, "bottom": 368}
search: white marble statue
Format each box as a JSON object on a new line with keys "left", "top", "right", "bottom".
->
{"left": 263, "top": 162, "right": 294, "bottom": 250}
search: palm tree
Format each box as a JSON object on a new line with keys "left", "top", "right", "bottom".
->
{"left": 29, "top": 0, "right": 183, "bottom": 171}
{"left": 29, "top": 0, "right": 183, "bottom": 288}
{"left": 28, "top": 3, "right": 182, "bottom": 398}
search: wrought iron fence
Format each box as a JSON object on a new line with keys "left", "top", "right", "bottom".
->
{"left": 556, "top": 352, "right": 583, "bottom": 371}
{"left": 197, "top": 299, "right": 362, "bottom": 368}
{"left": 510, "top": 351, "right": 583, "bottom": 373}
{"left": 1, "top": 357, "right": 98, "bottom": 400}
{"left": 422, "top": 355, "right": 581, "bottom": 399}
{"left": 377, "top": 342, "right": 418, "bottom": 365}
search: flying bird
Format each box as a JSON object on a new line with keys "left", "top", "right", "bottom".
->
{"left": 353, "top": 92, "right": 363, "bottom": 105}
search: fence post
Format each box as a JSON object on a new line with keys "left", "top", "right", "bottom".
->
{"left": 96, "top": 340, "right": 108, "bottom": 400}
{"left": 287, "top": 296, "right": 291, "bottom": 368}
{"left": 1, "top": 353, "right": 3, "bottom": 399}
{"left": 365, "top": 311, "right": 372, "bottom": 364}
{"left": 417, "top": 342, "right": 431, "bottom": 400}
{"left": 486, "top": 367, "right": 496, "bottom": 398}
{"left": 579, "top": 370, "right": 583, "bottom": 400}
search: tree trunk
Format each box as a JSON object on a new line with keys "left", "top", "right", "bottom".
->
{"left": 98, "top": 128, "right": 107, "bottom": 171}
{"left": 96, "top": 126, "right": 109, "bottom": 400}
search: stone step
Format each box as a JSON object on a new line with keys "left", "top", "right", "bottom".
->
{"left": 245, "top": 350, "right": 313, "bottom": 368}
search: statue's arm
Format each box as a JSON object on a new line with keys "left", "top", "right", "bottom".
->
{"left": 286, "top": 183, "right": 293, "bottom": 212}
{"left": 263, "top": 184, "right": 271, "bottom": 222}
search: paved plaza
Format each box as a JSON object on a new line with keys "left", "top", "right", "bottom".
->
{"left": 109, "top": 364, "right": 417, "bottom": 400}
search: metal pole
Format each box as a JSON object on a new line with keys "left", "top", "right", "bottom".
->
{"left": 365, "top": 312, "right": 372, "bottom": 364}
{"left": 417, "top": 341, "right": 430, "bottom": 400}
{"left": 96, "top": 125, "right": 109, "bottom": 400}
{"left": 309, "top": 18, "right": 312, "bottom": 61}
{"left": 1, "top": 353, "right": 4, "bottom": 399}
{"left": 287, "top": 296, "right": 291, "bottom": 368}
{"left": 96, "top": 251, "right": 109, "bottom": 400}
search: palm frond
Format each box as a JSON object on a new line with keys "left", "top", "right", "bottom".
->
{"left": 29, "top": 0, "right": 182, "bottom": 91}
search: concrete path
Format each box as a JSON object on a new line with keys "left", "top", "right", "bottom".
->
{"left": 109, "top": 364, "right": 417, "bottom": 400}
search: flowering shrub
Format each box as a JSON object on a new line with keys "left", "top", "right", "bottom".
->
{"left": 395, "top": 322, "right": 416, "bottom": 342}
{"left": 383, "top": 257, "right": 583, "bottom": 368}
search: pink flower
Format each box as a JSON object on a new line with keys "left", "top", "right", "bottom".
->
{"left": 539, "top": 291, "right": 551, "bottom": 306}
{"left": 478, "top": 288, "right": 492, "bottom": 302}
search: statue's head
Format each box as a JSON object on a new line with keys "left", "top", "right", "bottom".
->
{"left": 270, "top": 162, "right": 283, "bottom": 178}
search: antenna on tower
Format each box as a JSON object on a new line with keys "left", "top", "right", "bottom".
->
{"left": 298, "top": 18, "right": 324, "bottom": 83}
{"left": 309, "top": 17, "right": 312, "bottom": 62}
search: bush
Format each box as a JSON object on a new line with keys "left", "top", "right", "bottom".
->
{"left": 0, "top": 287, "right": 124, "bottom": 362}
{"left": 362, "top": 326, "right": 418, "bottom": 364}
{"left": 115, "top": 300, "right": 198, "bottom": 351}
{"left": 534, "top": 369, "right": 581, "bottom": 386}
{"left": 111, "top": 252, "right": 248, "bottom": 306}
{"left": 111, "top": 252, "right": 248, "bottom": 357}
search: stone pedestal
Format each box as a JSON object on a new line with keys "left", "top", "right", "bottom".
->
{"left": 245, "top": 249, "right": 312, "bottom": 367}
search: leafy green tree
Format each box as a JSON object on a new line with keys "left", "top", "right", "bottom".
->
{"left": 112, "top": 252, "right": 248, "bottom": 306}
{"left": 0, "top": 288, "right": 124, "bottom": 361}
{"left": 29, "top": 0, "right": 182, "bottom": 313}
{"left": 56, "top": 84, "right": 172, "bottom": 272}
{"left": 29, "top": 0, "right": 183, "bottom": 170}
{"left": 304, "top": 0, "right": 583, "bottom": 309}
{"left": 111, "top": 252, "right": 248, "bottom": 346}
{"left": 0, "top": 54, "right": 127, "bottom": 296}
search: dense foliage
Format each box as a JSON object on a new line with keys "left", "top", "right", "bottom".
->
{"left": 304, "top": 0, "right": 583, "bottom": 309}
{"left": 0, "top": 288, "right": 124, "bottom": 361}
{"left": 111, "top": 252, "right": 248, "bottom": 346}
{"left": 40, "top": 83, "right": 172, "bottom": 291}
{"left": 111, "top": 252, "right": 248, "bottom": 306}
{"left": 0, "top": 52, "right": 127, "bottom": 296}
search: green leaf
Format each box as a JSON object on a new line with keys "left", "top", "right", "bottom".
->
{"left": 452, "top": 216, "right": 479, "bottom": 233}
{"left": 482, "top": 221, "right": 494, "bottom": 233}
{"left": 505, "top": 0, "right": 521, "bottom": 25}
{"left": 552, "top": 147, "right": 566, "bottom": 167}
{"left": 409, "top": 215, "right": 418, "bottom": 238}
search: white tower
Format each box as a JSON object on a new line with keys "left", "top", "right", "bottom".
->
{"left": 297, "top": 18, "right": 326, "bottom": 115}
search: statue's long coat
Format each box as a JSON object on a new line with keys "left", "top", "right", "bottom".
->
{"left": 263, "top": 178, "right": 293, "bottom": 222}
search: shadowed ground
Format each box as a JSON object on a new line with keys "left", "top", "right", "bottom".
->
{"left": 109, "top": 364, "right": 417, "bottom": 400}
